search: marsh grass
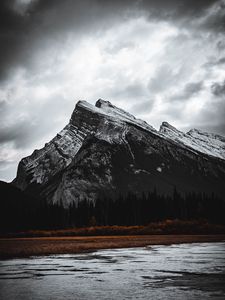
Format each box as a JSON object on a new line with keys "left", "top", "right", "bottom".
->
{"left": 2, "top": 219, "right": 225, "bottom": 238}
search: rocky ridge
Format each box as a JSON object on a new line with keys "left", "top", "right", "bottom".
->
{"left": 13, "top": 99, "right": 225, "bottom": 205}
{"left": 160, "top": 122, "right": 225, "bottom": 160}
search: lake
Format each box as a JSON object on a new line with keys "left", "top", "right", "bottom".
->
{"left": 0, "top": 242, "right": 225, "bottom": 299}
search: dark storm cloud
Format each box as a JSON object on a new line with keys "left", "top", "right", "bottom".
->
{"left": 215, "top": 57, "right": 225, "bottom": 65}
{"left": 171, "top": 81, "right": 204, "bottom": 101}
{"left": 140, "top": 0, "right": 217, "bottom": 18}
{"left": 199, "top": 0, "right": 225, "bottom": 32}
{"left": 0, "top": 0, "right": 222, "bottom": 81}
{"left": 137, "top": 0, "right": 224, "bottom": 34}
{"left": 211, "top": 80, "right": 225, "bottom": 97}
{"left": 204, "top": 57, "right": 225, "bottom": 69}
{"left": 194, "top": 97, "right": 225, "bottom": 135}
{"left": 0, "top": 0, "right": 133, "bottom": 80}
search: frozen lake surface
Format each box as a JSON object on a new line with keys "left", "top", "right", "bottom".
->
{"left": 0, "top": 242, "right": 225, "bottom": 299}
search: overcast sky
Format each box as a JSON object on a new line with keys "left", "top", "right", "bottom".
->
{"left": 1, "top": 0, "right": 225, "bottom": 181}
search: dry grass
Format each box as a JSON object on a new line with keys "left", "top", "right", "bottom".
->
{"left": 2, "top": 219, "right": 225, "bottom": 238}
{"left": 1, "top": 220, "right": 225, "bottom": 259}
{"left": 0, "top": 234, "right": 225, "bottom": 259}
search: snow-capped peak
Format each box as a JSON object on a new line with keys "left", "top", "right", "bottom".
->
{"left": 71, "top": 99, "right": 157, "bottom": 133}
{"left": 73, "top": 101, "right": 225, "bottom": 160}
{"left": 95, "top": 99, "right": 136, "bottom": 120}
{"left": 95, "top": 99, "right": 114, "bottom": 108}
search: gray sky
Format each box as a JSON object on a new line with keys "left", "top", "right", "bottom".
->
{"left": 1, "top": 0, "right": 225, "bottom": 181}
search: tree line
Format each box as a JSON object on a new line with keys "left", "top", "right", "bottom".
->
{"left": 1, "top": 184, "right": 224, "bottom": 232}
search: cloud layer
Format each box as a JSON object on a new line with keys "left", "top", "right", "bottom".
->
{"left": 1, "top": 0, "right": 225, "bottom": 181}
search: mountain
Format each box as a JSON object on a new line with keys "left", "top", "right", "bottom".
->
{"left": 13, "top": 99, "right": 225, "bottom": 206}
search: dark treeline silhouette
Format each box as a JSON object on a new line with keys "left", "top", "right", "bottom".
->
{"left": 69, "top": 189, "right": 224, "bottom": 227}
{"left": 0, "top": 181, "right": 224, "bottom": 233}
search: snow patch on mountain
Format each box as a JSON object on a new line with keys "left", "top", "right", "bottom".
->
{"left": 160, "top": 122, "right": 225, "bottom": 160}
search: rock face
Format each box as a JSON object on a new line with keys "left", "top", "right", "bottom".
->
{"left": 13, "top": 99, "right": 225, "bottom": 206}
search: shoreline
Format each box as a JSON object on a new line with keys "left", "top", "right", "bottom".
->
{"left": 0, "top": 234, "right": 225, "bottom": 259}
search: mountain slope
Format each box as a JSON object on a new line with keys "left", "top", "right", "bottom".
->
{"left": 160, "top": 122, "right": 225, "bottom": 160}
{"left": 13, "top": 99, "right": 225, "bottom": 205}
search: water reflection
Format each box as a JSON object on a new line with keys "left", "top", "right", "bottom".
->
{"left": 0, "top": 242, "right": 225, "bottom": 299}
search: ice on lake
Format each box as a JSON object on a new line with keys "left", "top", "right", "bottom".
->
{"left": 0, "top": 242, "right": 225, "bottom": 299}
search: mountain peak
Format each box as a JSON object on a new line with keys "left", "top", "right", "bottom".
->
{"left": 160, "top": 121, "right": 181, "bottom": 134}
{"left": 12, "top": 98, "right": 225, "bottom": 206}
{"left": 75, "top": 100, "right": 95, "bottom": 111}
{"left": 95, "top": 99, "right": 113, "bottom": 108}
